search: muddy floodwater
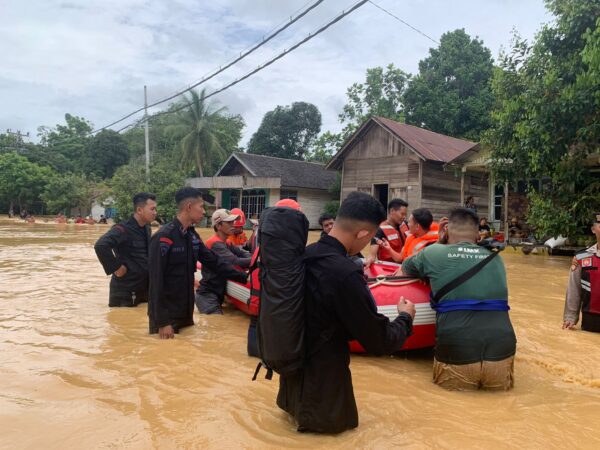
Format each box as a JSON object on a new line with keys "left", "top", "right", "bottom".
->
{"left": 0, "top": 218, "right": 599, "bottom": 449}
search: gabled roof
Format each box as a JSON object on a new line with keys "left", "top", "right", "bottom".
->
{"left": 217, "top": 152, "right": 337, "bottom": 190}
{"left": 326, "top": 116, "right": 478, "bottom": 170}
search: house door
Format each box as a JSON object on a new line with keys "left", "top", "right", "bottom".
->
{"left": 373, "top": 184, "right": 389, "bottom": 208}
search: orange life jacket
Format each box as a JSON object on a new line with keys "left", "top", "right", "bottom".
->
{"left": 400, "top": 227, "right": 439, "bottom": 260}
{"left": 227, "top": 231, "right": 248, "bottom": 246}
{"left": 377, "top": 220, "right": 408, "bottom": 262}
{"left": 205, "top": 234, "right": 225, "bottom": 250}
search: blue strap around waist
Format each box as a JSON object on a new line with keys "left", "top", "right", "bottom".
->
{"left": 431, "top": 299, "right": 510, "bottom": 313}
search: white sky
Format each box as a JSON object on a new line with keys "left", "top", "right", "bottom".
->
{"left": 0, "top": 0, "right": 552, "bottom": 146}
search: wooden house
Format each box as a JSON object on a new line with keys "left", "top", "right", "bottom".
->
{"left": 326, "top": 116, "right": 489, "bottom": 219}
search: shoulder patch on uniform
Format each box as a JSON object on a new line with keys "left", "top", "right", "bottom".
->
{"left": 114, "top": 224, "right": 126, "bottom": 233}
{"left": 159, "top": 237, "right": 173, "bottom": 256}
{"left": 581, "top": 257, "right": 592, "bottom": 268}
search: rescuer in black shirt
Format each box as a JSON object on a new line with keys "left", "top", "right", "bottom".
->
{"left": 94, "top": 192, "right": 157, "bottom": 307}
{"left": 148, "top": 187, "right": 247, "bottom": 339}
{"left": 277, "top": 191, "right": 416, "bottom": 433}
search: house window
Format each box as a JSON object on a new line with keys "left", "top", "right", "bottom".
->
{"left": 241, "top": 189, "right": 266, "bottom": 219}
{"left": 493, "top": 185, "right": 504, "bottom": 221}
{"left": 280, "top": 190, "right": 298, "bottom": 201}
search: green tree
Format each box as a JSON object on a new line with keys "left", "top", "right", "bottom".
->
{"left": 486, "top": 0, "right": 600, "bottom": 238}
{"left": 85, "top": 130, "right": 130, "bottom": 179}
{"left": 0, "top": 152, "right": 52, "bottom": 212}
{"left": 403, "top": 29, "right": 495, "bottom": 141}
{"left": 41, "top": 173, "right": 102, "bottom": 214}
{"left": 247, "top": 102, "right": 321, "bottom": 160}
{"left": 339, "top": 64, "right": 410, "bottom": 138}
{"left": 167, "top": 89, "right": 233, "bottom": 177}
{"left": 38, "top": 114, "right": 94, "bottom": 173}
{"left": 109, "top": 157, "right": 187, "bottom": 223}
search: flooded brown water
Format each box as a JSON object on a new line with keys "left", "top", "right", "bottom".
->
{"left": 0, "top": 218, "right": 599, "bottom": 449}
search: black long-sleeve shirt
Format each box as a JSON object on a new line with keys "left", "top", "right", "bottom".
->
{"left": 94, "top": 215, "right": 151, "bottom": 305}
{"left": 277, "top": 234, "right": 413, "bottom": 433}
{"left": 148, "top": 218, "right": 247, "bottom": 331}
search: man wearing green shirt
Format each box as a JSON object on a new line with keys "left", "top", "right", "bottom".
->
{"left": 402, "top": 207, "right": 516, "bottom": 391}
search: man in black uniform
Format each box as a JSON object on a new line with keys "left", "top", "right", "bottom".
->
{"left": 94, "top": 192, "right": 157, "bottom": 307}
{"left": 148, "top": 187, "right": 247, "bottom": 339}
{"left": 277, "top": 191, "right": 416, "bottom": 434}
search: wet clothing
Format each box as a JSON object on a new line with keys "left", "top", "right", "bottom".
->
{"left": 148, "top": 218, "right": 247, "bottom": 334}
{"left": 371, "top": 220, "right": 408, "bottom": 262}
{"left": 94, "top": 216, "right": 151, "bottom": 307}
{"left": 277, "top": 234, "right": 413, "bottom": 434}
{"left": 433, "top": 356, "right": 514, "bottom": 391}
{"left": 196, "top": 234, "right": 251, "bottom": 314}
{"left": 402, "top": 242, "right": 516, "bottom": 367}
{"left": 564, "top": 244, "right": 600, "bottom": 332}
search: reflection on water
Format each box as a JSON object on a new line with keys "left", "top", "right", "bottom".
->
{"left": 1, "top": 219, "right": 599, "bottom": 449}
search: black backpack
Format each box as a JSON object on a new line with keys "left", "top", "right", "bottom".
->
{"left": 253, "top": 206, "right": 309, "bottom": 380}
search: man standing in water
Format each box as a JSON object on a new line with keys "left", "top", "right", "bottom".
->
{"left": 277, "top": 192, "right": 415, "bottom": 433}
{"left": 94, "top": 192, "right": 156, "bottom": 307}
{"left": 148, "top": 187, "right": 247, "bottom": 339}
{"left": 401, "top": 208, "right": 516, "bottom": 391}
{"left": 563, "top": 213, "right": 600, "bottom": 332}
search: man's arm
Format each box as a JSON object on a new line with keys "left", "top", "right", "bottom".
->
{"left": 94, "top": 225, "right": 128, "bottom": 275}
{"left": 212, "top": 242, "right": 252, "bottom": 268}
{"left": 563, "top": 259, "right": 582, "bottom": 329}
{"left": 332, "top": 272, "right": 414, "bottom": 355}
{"left": 365, "top": 228, "right": 385, "bottom": 267}
{"left": 148, "top": 233, "right": 173, "bottom": 334}
{"left": 197, "top": 242, "right": 248, "bottom": 283}
{"left": 400, "top": 250, "right": 426, "bottom": 278}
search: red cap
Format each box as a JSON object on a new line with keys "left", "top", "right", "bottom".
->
{"left": 230, "top": 208, "right": 246, "bottom": 227}
{"left": 275, "top": 199, "right": 301, "bottom": 211}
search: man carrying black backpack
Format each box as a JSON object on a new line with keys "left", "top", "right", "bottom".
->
{"left": 276, "top": 192, "right": 415, "bottom": 434}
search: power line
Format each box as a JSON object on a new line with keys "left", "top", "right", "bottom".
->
{"left": 368, "top": 0, "right": 439, "bottom": 45}
{"left": 90, "top": 0, "right": 325, "bottom": 135}
{"left": 117, "top": 0, "right": 370, "bottom": 132}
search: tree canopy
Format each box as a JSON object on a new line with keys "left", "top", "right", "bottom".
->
{"left": 486, "top": 0, "right": 600, "bottom": 238}
{"left": 247, "top": 101, "right": 321, "bottom": 160}
{"left": 403, "top": 29, "right": 495, "bottom": 141}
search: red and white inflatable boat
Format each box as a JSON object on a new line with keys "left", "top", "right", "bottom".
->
{"left": 209, "top": 261, "right": 436, "bottom": 352}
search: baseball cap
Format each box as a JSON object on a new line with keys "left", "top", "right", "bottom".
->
{"left": 275, "top": 199, "right": 301, "bottom": 211}
{"left": 212, "top": 209, "right": 239, "bottom": 226}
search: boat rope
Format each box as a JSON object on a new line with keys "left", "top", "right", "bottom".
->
{"left": 368, "top": 275, "right": 420, "bottom": 289}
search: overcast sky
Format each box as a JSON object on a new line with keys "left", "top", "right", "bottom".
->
{"left": 1, "top": 0, "right": 552, "bottom": 146}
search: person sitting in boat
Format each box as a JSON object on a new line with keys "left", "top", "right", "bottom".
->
{"left": 401, "top": 207, "right": 516, "bottom": 391}
{"left": 195, "top": 209, "right": 252, "bottom": 315}
{"left": 563, "top": 213, "right": 600, "bottom": 333}
{"left": 318, "top": 213, "right": 335, "bottom": 238}
{"left": 396, "top": 208, "right": 438, "bottom": 262}
{"left": 479, "top": 217, "right": 491, "bottom": 239}
{"left": 365, "top": 198, "right": 409, "bottom": 267}
{"left": 227, "top": 208, "right": 248, "bottom": 247}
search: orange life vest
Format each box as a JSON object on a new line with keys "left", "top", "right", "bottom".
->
{"left": 377, "top": 220, "right": 408, "bottom": 262}
{"left": 227, "top": 231, "right": 248, "bottom": 246}
{"left": 400, "top": 227, "right": 439, "bottom": 260}
{"left": 205, "top": 234, "right": 225, "bottom": 250}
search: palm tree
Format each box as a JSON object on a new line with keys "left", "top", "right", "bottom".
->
{"left": 169, "top": 89, "right": 227, "bottom": 177}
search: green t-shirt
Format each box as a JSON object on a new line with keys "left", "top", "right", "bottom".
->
{"left": 402, "top": 242, "right": 516, "bottom": 365}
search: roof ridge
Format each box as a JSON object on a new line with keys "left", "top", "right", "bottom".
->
{"left": 235, "top": 152, "right": 326, "bottom": 166}
{"left": 374, "top": 116, "right": 476, "bottom": 145}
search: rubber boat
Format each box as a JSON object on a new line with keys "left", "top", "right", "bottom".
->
{"left": 203, "top": 261, "right": 436, "bottom": 352}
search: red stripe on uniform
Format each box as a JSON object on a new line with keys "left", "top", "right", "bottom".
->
{"left": 159, "top": 237, "right": 173, "bottom": 245}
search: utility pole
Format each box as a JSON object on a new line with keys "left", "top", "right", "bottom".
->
{"left": 144, "top": 85, "right": 150, "bottom": 182}
{"left": 6, "top": 129, "right": 30, "bottom": 151}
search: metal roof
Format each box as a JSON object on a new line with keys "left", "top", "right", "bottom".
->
{"left": 326, "top": 117, "right": 478, "bottom": 170}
